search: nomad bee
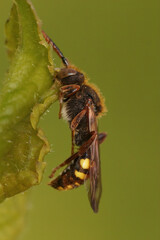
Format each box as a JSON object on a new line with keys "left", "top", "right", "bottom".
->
{"left": 42, "top": 31, "right": 107, "bottom": 213}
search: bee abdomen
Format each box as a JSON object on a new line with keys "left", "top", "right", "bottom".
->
{"left": 49, "top": 157, "right": 90, "bottom": 191}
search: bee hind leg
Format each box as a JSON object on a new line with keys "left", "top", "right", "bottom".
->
{"left": 49, "top": 131, "right": 97, "bottom": 179}
{"left": 49, "top": 152, "right": 79, "bottom": 179}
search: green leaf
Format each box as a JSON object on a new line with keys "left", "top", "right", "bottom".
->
{"left": 5, "top": 4, "right": 19, "bottom": 61}
{"left": 0, "top": 193, "right": 27, "bottom": 240}
{"left": 0, "top": 0, "right": 58, "bottom": 202}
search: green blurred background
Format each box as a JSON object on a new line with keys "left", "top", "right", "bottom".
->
{"left": 0, "top": 0, "right": 160, "bottom": 240}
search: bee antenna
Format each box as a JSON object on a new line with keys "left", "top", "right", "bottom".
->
{"left": 42, "top": 30, "right": 69, "bottom": 67}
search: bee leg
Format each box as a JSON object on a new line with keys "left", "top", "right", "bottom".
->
{"left": 49, "top": 131, "right": 96, "bottom": 179}
{"left": 70, "top": 98, "right": 94, "bottom": 131}
{"left": 98, "top": 132, "right": 107, "bottom": 144}
{"left": 70, "top": 105, "right": 88, "bottom": 154}
{"left": 70, "top": 108, "right": 87, "bottom": 131}
{"left": 60, "top": 84, "right": 80, "bottom": 99}
{"left": 78, "top": 131, "right": 97, "bottom": 155}
{"left": 58, "top": 92, "right": 63, "bottom": 119}
{"left": 49, "top": 151, "right": 79, "bottom": 178}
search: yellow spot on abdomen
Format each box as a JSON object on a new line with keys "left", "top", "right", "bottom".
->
{"left": 75, "top": 182, "right": 80, "bottom": 186}
{"left": 75, "top": 170, "right": 86, "bottom": 180}
{"left": 66, "top": 185, "right": 73, "bottom": 189}
{"left": 80, "top": 158, "right": 90, "bottom": 169}
{"left": 57, "top": 186, "right": 64, "bottom": 191}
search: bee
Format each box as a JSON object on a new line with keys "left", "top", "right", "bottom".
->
{"left": 42, "top": 31, "right": 107, "bottom": 213}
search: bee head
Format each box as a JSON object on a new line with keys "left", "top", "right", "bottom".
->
{"left": 56, "top": 68, "right": 84, "bottom": 86}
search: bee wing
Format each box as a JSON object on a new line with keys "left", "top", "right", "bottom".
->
{"left": 87, "top": 104, "right": 102, "bottom": 213}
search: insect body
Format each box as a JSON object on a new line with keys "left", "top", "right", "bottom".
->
{"left": 42, "top": 31, "right": 107, "bottom": 213}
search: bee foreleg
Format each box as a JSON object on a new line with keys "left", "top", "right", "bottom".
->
{"left": 60, "top": 84, "right": 80, "bottom": 99}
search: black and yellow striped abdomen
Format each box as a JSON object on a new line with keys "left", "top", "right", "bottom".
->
{"left": 50, "top": 154, "right": 90, "bottom": 191}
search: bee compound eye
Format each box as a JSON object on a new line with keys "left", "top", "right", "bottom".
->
{"left": 56, "top": 68, "right": 77, "bottom": 80}
{"left": 56, "top": 68, "right": 85, "bottom": 86}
